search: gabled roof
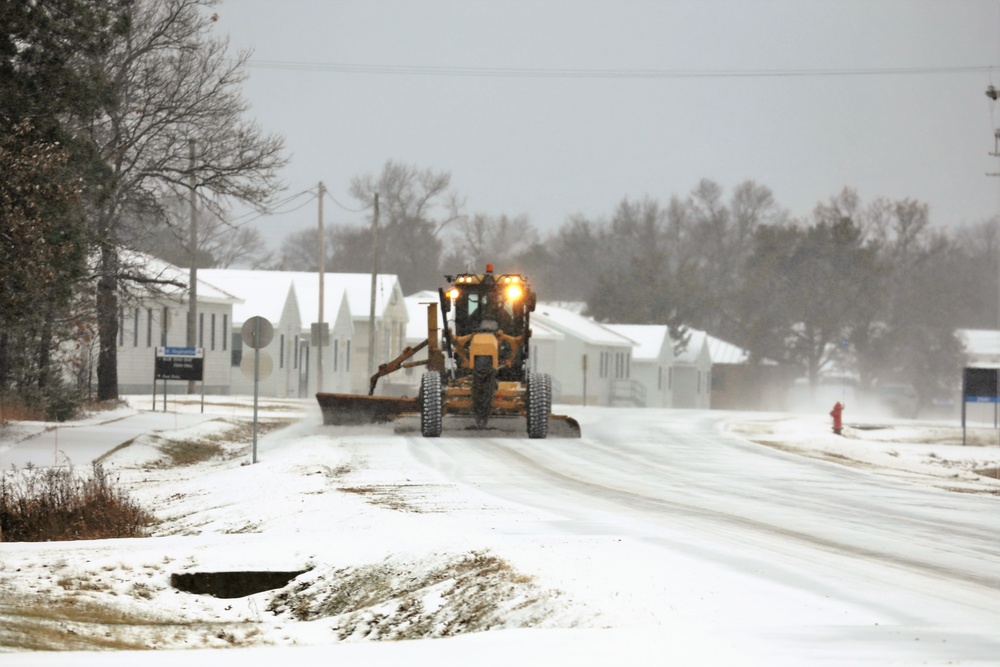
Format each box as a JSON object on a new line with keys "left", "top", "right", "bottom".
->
{"left": 674, "top": 329, "right": 752, "bottom": 365}
{"left": 675, "top": 330, "right": 710, "bottom": 364}
{"left": 534, "top": 304, "right": 632, "bottom": 347}
{"left": 604, "top": 324, "right": 672, "bottom": 361}
{"left": 197, "top": 269, "right": 294, "bottom": 323}
{"left": 315, "top": 272, "right": 402, "bottom": 322}
{"left": 194, "top": 270, "right": 404, "bottom": 328}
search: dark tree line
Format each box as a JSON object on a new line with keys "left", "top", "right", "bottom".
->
{"left": 1, "top": 0, "right": 285, "bottom": 416}
{"left": 279, "top": 172, "right": 996, "bottom": 409}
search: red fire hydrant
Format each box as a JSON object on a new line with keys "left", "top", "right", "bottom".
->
{"left": 830, "top": 401, "right": 844, "bottom": 435}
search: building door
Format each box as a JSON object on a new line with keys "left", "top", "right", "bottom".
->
{"left": 298, "top": 342, "right": 310, "bottom": 396}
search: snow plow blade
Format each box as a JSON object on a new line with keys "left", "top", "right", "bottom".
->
{"left": 316, "top": 393, "right": 417, "bottom": 425}
{"left": 391, "top": 413, "right": 582, "bottom": 438}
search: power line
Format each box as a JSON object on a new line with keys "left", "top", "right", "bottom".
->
{"left": 324, "top": 189, "right": 367, "bottom": 213}
{"left": 245, "top": 60, "right": 996, "bottom": 79}
{"left": 228, "top": 187, "right": 316, "bottom": 225}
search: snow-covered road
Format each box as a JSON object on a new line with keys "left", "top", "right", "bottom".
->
{"left": 3, "top": 401, "right": 999, "bottom": 665}
{"left": 403, "top": 408, "right": 1000, "bottom": 663}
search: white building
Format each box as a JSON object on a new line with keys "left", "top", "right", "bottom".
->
{"left": 316, "top": 273, "right": 408, "bottom": 396}
{"left": 196, "top": 270, "right": 305, "bottom": 398}
{"left": 184, "top": 270, "right": 409, "bottom": 398}
{"left": 532, "top": 304, "right": 634, "bottom": 406}
{"left": 283, "top": 273, "right": 356, "bottom": 396}
{"left": 605, "top": 324, "right": 675, "bottom": 408}
{"left": 673, "top": 329, "right": 713, "bottom": 409}
{"left": 116, "top": 255, "right": 239, "bottom": 396}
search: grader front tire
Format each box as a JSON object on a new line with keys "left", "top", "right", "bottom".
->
{"left": 420, "top": 371, "right": 443, "bottom": 437}
{"left": 527, "top": 372, "right": 551, "bottom": 439}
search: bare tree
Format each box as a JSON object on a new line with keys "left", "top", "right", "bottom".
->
{"left": 75, "top": 0, "right": 287, "bottom": 400}
{"left": 347, "top": 161, "right": 465, "bottom": 290}
{"left": 277, "top": 226, "right": 337, "bottom": 271}
{"left": 443, "top": 212, "right": 539, "bottom": 272}
{"left": 128, "top": 193, "right": 275, "bottom": 269}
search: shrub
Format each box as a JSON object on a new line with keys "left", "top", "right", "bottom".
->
{"left": 0, "top": 463, "right": 156, "bottom": 542}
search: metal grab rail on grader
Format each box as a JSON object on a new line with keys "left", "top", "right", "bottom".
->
{"left": 316, "top": 265, "right": 580, "bottom": 438}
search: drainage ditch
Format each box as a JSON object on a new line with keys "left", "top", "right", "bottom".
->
{"left": 171, "top": 570, "right": 309, "bottom": 599}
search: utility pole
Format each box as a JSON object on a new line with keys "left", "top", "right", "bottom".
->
{"left": 186, "top": 139, "right": 198, "bottom": 394}
{"left": 988, "top": 85, "right": 999, "bottom": 177}
{"left": 367, "top": 193, "right": 379, "bottom": 382}
{"left": 317, "top": 181, "right": 325, "bottom": 392}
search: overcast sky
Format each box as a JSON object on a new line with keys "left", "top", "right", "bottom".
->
{"left": 216, "top": 0, "right": 1000, "bottom": 248}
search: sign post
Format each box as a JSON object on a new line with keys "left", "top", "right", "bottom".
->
{"left": 241, "top": 317, "right": 274, "bottom": 464}
{"left": 961, "top": 367, "right": 999, "bottom": 445}
{"left": 154, "top": 347, "right": 205, "bottom": 412}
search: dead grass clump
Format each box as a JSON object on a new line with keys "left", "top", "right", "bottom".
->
{"left": 1, "top": 463, "right": 156, "bottom": 542}
{"left": 268, "top": 550, "right": 548, "bottom": 641}
{"left": 159, "top": 440, "right": 224, "bottom": 466}
{"left": 0, "top": 394, "right": 47, "bottom": 422}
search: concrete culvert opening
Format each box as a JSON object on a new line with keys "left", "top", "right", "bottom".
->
{"left": 171, "top": 570, "right": 309, "bottom": 599}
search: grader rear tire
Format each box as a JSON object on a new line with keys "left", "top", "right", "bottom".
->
{"left": 527, "top": 372, "right": 551, "bottom": 439}
{"left": 420, "top": 371, "right": 442, "bottom": 437}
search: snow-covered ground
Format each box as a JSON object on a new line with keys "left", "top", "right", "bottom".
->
{"left": 1, "top": 397, "right": 998, "bottom": 665}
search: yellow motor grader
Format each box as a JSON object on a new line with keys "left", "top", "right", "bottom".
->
{"left": 316, "top": 264, "right": 580, "bottom": 438}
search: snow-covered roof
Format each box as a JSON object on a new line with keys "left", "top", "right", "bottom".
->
{"left": 960, "top": 329, "right": 1000, "bottom": 363}
{"left": 705, "top": 333, "right": 750, "bottom": 365}
{"left": 197, "top": 269, "right": 295, "bottom": 324}
{"left": 533, "top": 304, "right": 631, "bottom": 347}
{"left": 528, "top": 317, "right": 564, "bottom": 341}
{"left": 604, "top": 324, "right": 671, "bottom": 361}
{"left": 121, "top": 252, "right": 241, "bottom": 305}
{"left": 195, "top": 270, "right": 403, "bottom": 327}
{"left": 283, "top": 273, "right": 350, "bottom": 326}
{"left": 673, "top": 329, "right": 750, "bottom": 365}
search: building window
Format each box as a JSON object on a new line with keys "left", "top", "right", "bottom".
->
{"left": 222, "top": 314, "right": 228, "bottom": 351}
{"left": 211, "top": 313, "right": 216, "bottom": 351}
{"left": 199, "top": 312, "right": 204, "bottom": 348}
{"left": 161, "top": 307, "right": 169, "bottom": 346}
{"left": 657, "top": 366, "right": 662, "bottom": 391}
{"left": 346, "top": 340, "right": 351, "bottom": 372}
{"left": 231, "top": 333, "right": 242, "bottom": 367}
{"left": 333, "top": 338, "right": 339, "bottom": 372}
{"left": 279, "top": 333, "right": 285, "bottom": 368}
{"left": 293, "top": 335, "right": 299, "bottom": 368}
{"left": 118, "top": 307, "right": 124, "bottom": 346}
{"left": 133, "top": 308, "right": 139, "bottom": 347}
{"left": 711, "top": 370, "right": 725, "bottom": 391}
{"left": 146, "top": 308, "right": 153, "bottom": 347}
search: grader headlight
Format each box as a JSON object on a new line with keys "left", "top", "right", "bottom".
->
{"left": 446, "top": 288, "right": 460, "bottom": 300}
{"left": 505, "top": 284, "right": 523, "bottom": 301}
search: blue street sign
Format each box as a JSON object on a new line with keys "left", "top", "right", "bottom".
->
{"left": 158, "top": 347, "right": 203, "bottom": 358}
